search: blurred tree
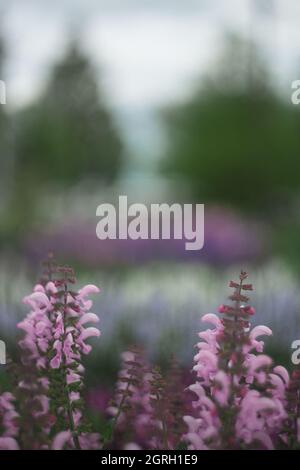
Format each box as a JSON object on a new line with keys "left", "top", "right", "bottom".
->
{"left": 162, "top": 34, "right": 300, "bottom": 213}
{"left": 0, "top": 33, "right": 12, "bottom": 216}
{"left": 0, "top": 33, "right": 6, "bottom": 161}
{"left": 14, "top": 40, "right": 123, "bottom": 187}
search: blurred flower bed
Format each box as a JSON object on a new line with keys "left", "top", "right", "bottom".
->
{"left": 24, "top": 206, "right": 265, "bottom": 266}
{"left": 0, "top": 258, "right": 298, "bottom": 372}
{"left": 1, "top": 267, "right": 300, "bottom": 450}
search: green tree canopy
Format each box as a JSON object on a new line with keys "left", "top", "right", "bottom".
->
{"left": 14, "top": 40, "right": 123, "bottom": 187}
{"left": 162, "top": 34, "right": 300, "bottom": 213}
{"left": 0, "top": 34, "right": 6, "bottom": 151}
{"left": 0, "top": 34, "right": 11, "bottom": 205}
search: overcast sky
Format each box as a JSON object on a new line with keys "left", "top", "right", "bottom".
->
{"left": 1, "top": 0, "right": 300, "bottom": 160}
{"left": 1, "top": 0, "right": 299, "bottom": 109}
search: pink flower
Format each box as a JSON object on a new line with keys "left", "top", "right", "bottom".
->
{"left": 78, "top": 313, "right": 99, "bottom": 326}
{"left": 18, "top": 269, "right": 102, "bottom": 450}
{"left": 23, "top": 291, "right": 51, "bottom": 310}
{"left": 53, "top": 313, "right": 64, "bottom": 339}
{"left": 52, "top": 431, "right": 72, "bottom": 450}
{"left": 184, "top": 272, "right": 288, "bottom": 450}
{"left": 244, "top": 325, "right": 272, "bottom": 353}
{"left": 78, "top": 285, "right": 100, "bottom": 299}
{"left": 124, "top": 442, "right": 142, "bottom": 450}
{"left": 78, "top": 327, "right": 101, "bottom": 355}
{"left": 32, "top": 395, "right": 49, "bottom": 418}
{"left": 0, "top": 437, "right": 19, "bottom": 450}
{"left": 193, "top": 350, "right": 218, "bottom": 384}
{"left": 273, "top": 366, "right": 289, "bottom": 385}
{"left": 0, "top": 392, "right": 19, "bottom": 446}
{"left": 50, "top": 340, "right": 63, "bottom": 369}
{"left": 213, "top": 371, "right": 230, "bottom": 406}
{"left": 218, "top": 304, "right": 229, "bottom": 314}
{"left": 201, "top": 313, "right": 222, "bottom": 328}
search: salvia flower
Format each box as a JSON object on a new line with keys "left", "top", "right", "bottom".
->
{"left": 3, "top": 264, "right": 300, "bottom": 450}
{"left": 0, "top": 392, "right": 19, "bottom": 450}
{"left": 17, "top": 257, "right": 101, "bottom": 449}
{"left": 107, "top": 348, "right": 153, "bottom": 449}
{"left": 184, "top": 271, "right": 289, "bottom": 450}
{"left": 108, "top": 349, "right": 187, "bottom": 450}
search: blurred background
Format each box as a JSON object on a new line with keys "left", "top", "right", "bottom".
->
{"left": 1, "top": 0, "right": 300, "bottom": 398}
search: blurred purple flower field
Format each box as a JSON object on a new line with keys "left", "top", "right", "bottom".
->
{"left": 24, "top": 206, "right": 265, "bottom": 266}
{"left": 0, "top": 258, "right": 298, "bottom": 367}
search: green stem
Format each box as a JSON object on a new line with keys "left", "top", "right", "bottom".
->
{"left": 62, "top": 275, "right": 81, "bottom": 450}
{"left": 156, "top": 391, "right": 169, "bottom": 450}
{"left": 102, "top": 371, "right": 133, "bottom": 449}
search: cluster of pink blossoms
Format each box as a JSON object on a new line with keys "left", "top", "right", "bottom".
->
{"left": 1, "top": 265, "right": 300, "bottom": 450}
{"left": 184, "top": 272, "right": 293, "bottom": 450}
{"left": 0, "top": 392, "right": 19, "bottom": 450}
{"left": 107, "top": 350, "right": 157, "bottom": 450}
{"left": 15, "top": 263, "right": 101, "bottom": 449}
{"left": 107, "top": 350, "right": 187, "bottom": 450}
{"left": 19, "top": 281, "right": 100, "bottom": 370}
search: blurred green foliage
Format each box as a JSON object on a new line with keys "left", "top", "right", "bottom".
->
{"left": 14, "top": 40, "right": 123, "bottom": 187}
{"left": 0, "top": 38, "right": 124, "bottom": 243}
{"left": 162, "top": 35, "right": 300, "bottom": 213}
{"left": 0, "top": 35, "right": 11, "bottom": 213}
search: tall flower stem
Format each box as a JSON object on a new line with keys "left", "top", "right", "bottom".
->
{"left": 62, "top": 269, "right": 81, "bottom": 450}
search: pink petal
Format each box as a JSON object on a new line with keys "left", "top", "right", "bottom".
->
{"left": 250, "top": 325, "right": 272, "bottom": 340}
{"left": 79, "top": 327, "right": 100, "bottom": 341}
{"left": 201, "top": 313, "right": 222, "bottom": 328}
{"left": 52, "top": 431, "right": 72, "bottom": 450}
{"left": 0, "top": 437, "right": 19, "bottom": 450}
{"left": 78, "top": 285, "right": 100, "bottom": 298}
{"left": 273, "top": 365, "right": 290, "bottom": 385}
{"left": 78, "top": 313, "right": 99, "bottom": 326}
